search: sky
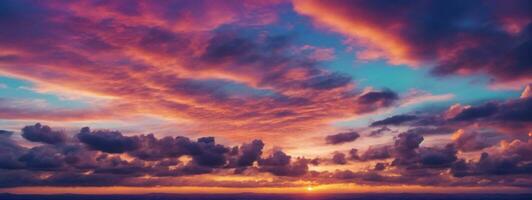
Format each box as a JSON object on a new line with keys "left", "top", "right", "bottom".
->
{"left": 0, "top": 0, "right": 531, "bottom": 194}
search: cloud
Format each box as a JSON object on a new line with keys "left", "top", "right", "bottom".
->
{"left": 77, "top": 127, "right": 141, "bottom": 153}
{"left": 2, "top": 123, "right": 532, "bottom": 188}
{"left": 364, "top": 92, "right": 531, "bottom": 141}
{"left": 374, "top": 163, "right": 386, "bottom": 171}
{"left": 450, "top": 98, "right": 532, "bottom": 123}
{"left": 0, "top": 133, "right": 26, "bottom": 169}
{"left": 452, "top": 140, "right": 532, "bottom": 177}
{"left": 341, "top": 93, "right": 531, "bottom": 187}
{"left": 304, "top": 73, "right": 352, "bottom": 90}
{"left": 0, "top": 123, "right": 314, "bottom": 187}
{"left": 325, "top": 131, "right": 360, "bottom": 145}
{"left": 371, "top": 115, "right": 417, "bottom": 126}
{"left": 19, "top": 146, "right": 65, "bottom": 170}
{"left": 368, "top": 126, "right": 392, "bottom": 137}
{"left": 0, "top": 0, "right": 400, "bottom": 136}
{"left": 452, "top": 129, "right": 506, "bottom": 152}
{"left": 331, "top": 152, "right": 347, "bottom": 165}
{"left": 129, "top": 134, "right": 197, "bottom": 161}
{"left": 417, "top": 144, "right": 458, "bottom": 168}
{"left": 21, "top": 123, "right": 66, "bottom": 144}
{"left": 236, "top": 139, "right": 264, "bottom": 167}
{"left": 191, "top": 137, "right": 230, "bottom": 167}
{"left": 360, "top": 145, "right": 392, "bottom": 161}
{"left": 402, "top": 127, "right": 455, "bottom": 136}
{"left": 258, "top": 150, "right": 309, "bottom": 176}
{"left": 0, "top": 130, "right": 13, "bottom": 136}
{"left": 348, "top": 148, "right": 360, "bottom": 160}
{"left": 357, "top": 89, "right": 398, "bottom": 106}
{"left": 293, "top": 0, "right": 532, "bottom": 85}
{"left": 392, "top": 132, "right": 424, "bottom": 166}
{"left": 451, "top": 103, "right": 499, "bottom": 121}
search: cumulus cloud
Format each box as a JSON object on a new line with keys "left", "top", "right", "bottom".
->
{"left": 360, "top": 145, "right": 392, "bottom": 161}
{"left": 348, "top": 148, "right": 360, "bottom": 160}
{"left": 22, "top": 123, "right": 66, "bottom": 144}
{"left": 0, "top": 123, "right": 322, "bottom": 187}
{"left": 331, "top": 152, "right": 347, "bottom": 165}
{"left": 258, "top": 150, "right": 309, "bottom": 176}
{"left": 236, "top": 139, "right": 264, "bottom": 167}
{"left": 19, "top": 146, "right": 65, "bottom": 170}
{"left": 452, "top": 140, "right": 532, "bottom": 177}
{"left": 452, "top": 129, "right": 506, "bottom": 152}
{"left": 77, "top": 127, "right": 140, "bottom": 153}
{"left": 1, "top": 122, "right": 531, "bottom": 188}
{"left": 129, "top": 134, "right": 197, "bottom": 161}
{"left": 0, "top": 133, "right": 26, "bottom": 169}
{"left": 364, "top": 93, "right": 531, "bottom": 141}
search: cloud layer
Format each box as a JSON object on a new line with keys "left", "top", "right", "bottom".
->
{"left": 0, "top": 0, "right": 400, "bottom": 137}
{"left": 294, "top": 0, "right": 532, "bottom": 85}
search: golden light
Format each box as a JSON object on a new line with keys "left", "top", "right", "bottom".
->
{"left": 306, "top": 186, "right": 314, "bottom": 192}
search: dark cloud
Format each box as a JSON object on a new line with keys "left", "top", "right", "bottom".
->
{"left": 43, "top": 172, "right": 126, "bottom": 187}
{"left": 77, "top": 127, "right": 140, "bottom": 153}
{"left": 236, "top": 139, "right": 264, "bottom": 167}
{"left": 452, "top": 140, "right": 532, "bottom": 177}
{"left": 0, "top": 130, "right": 13, "bottom": 136}
{"left": 494, "top": 98, "right": 532, "bottom": 122}
{"left": 452, "top": 152, "right": 532, "bottom": 177}
{"left": 21, "top": 123, "right": 66, "bottom": 144}
{"left": 348, "top": 148, "right": 360, "bottom": 160}
{"left": 452, "top": 129, "right": 506, "bottom": 152}
{"left": 360, "top": 145, "right": 392, "bottom": 161}
{"left": 368, "top": 126, "right": 391, "bottom": 137}
{"left": 0, "top": 124, "right": 313, "bottom": 187}
{"left": 0, "top": 133, "right": 26, "bottom": 169}
{"left": 19, "top": 146, "right": 65, "bottom": 170}
{"left": 374, "top": 163, "right": 386, "bottom": 171}
{"left": 304, "top": 73, "right": 352, "bottom": 90}
{"left": 258, "top": 150, "right": 290, "bottom": 166}
{"left": 258, "top": 150, "right": 309, "bottom": 176}
{"left": 402, "top": 126, "right": 455, "bottom": 136}
{"left": 371, "top": 115, "right": 418, "bottom": 126}
{"left": 451, "top": 98, "right": 532, "bottom": 122}
{"left": 191, "top": 137, "right": 230, "bottom": 167}
{"left": 364, "top": 95, "right": 531, "bottom": 143}
{"left": 332, "top": 152, "right": 347, "bottom": 165}
{"left": 417, "top": 144, "right": 458, "bottom": 168}
{"left": 341, "top": 94, "right": 532, "bottom": 186}
{"left": 295, "top": 0, "right": 532, "bottom": 83}
{"left": 389, "top": 132, "right": 458, "bottom": 169}
{"left": 130, "top": 134, "right": 197, "bottom": 161}
{"left": 0, "top": 122, "right": 530, "bottom": 188}
{"left": 392, "top": 132, "right": 424, "bottom": 166}
{"left": 357, "top": 89, "right": 398, "bottom": 106}
{"left": 325, "top": 131, "right": 360, "bottom": 145}
{"left": 451, "top": 103, "right": 499, "bottom": 121}
{"left": 93, "top": 156, "right": 150, "bottom": 176}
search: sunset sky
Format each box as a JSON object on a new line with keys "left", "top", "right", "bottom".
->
{"left": 0, "top": 0, "right": 531, "bottom": 194}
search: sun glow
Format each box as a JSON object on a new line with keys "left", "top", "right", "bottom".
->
{"left": 306, "top": 186, "right": 314, "bottom": 192}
